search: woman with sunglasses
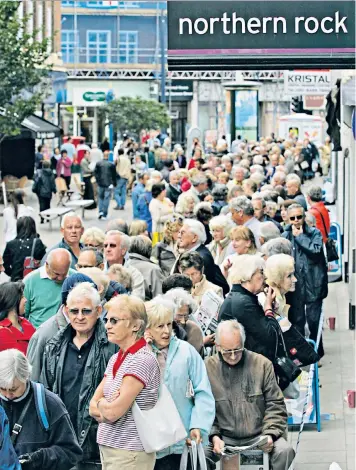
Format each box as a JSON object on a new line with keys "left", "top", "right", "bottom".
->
{"left": 151, "top": 213, "right": 184, "bottom": 277}
{"left": 90, "top": 295, "right": 161, "bottom": 470}
{"left": 144, "top": 297, "right": 215, "bottom": 470}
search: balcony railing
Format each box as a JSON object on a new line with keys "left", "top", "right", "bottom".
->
{"left": 61, "top": 46, "right": 166, "bottom": 66}
{"left": 61, "top": 1, "right": 166, "bottom": 10}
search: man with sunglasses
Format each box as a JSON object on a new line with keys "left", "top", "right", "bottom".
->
{"left": 282, "top": 204, "right": 328, "bottom": 357}
{"left": 205, "top": 320, "right": 295, "bottom": 470}
{"left": 41, "top": 282, "right": 117, "bottom": 470}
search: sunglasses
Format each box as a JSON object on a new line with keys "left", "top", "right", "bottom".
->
{"left": 219, "top": 347, "right": 245, "bottom": 357}
{"left": 104, "top": 243, "right": 118, "bottom": 249}
{"left": 289, "top": 215, "right": 303, "bottom": 221}
{"left": 68, "top": 308, "right": 94, "bottom": 316}
{"left": 169, "top": 214, "right": 184, "bottom": 224}
{"left": 103, "top": 317, "right": 129, "bottom": 326}
{"left": 84, "top": 243, "right": 102, "bottom": 249}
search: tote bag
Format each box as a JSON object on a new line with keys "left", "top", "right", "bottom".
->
{"left": 132, "top": 383, "right": 187, "bottom": 453}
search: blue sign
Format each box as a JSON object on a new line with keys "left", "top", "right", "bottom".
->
{"left": 328, "top": 222, "right": 342, "bottom": 282}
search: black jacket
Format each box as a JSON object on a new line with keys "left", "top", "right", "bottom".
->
{"left": 282, "top": 223, "right": 328, "bottom": 303}
{"left": 33, "top": 168, "right": 56, "bottom": 199}
{"left": 166, "top": 184, "right": 182, "bottom": 205}
{"left": 94, "top": 160, "right": 117, "bottom": 188}
{"left": 196, "top": 245, "right": 229, "bottom": 296}
{"left": 3, "top": 237, "right": 47, "bottom": 281}
{"left": 1, "top": 382, "right": 82, "bottom": 470}
{"left": 40, "top": 321, "right": 117, "bottom": 463}
{"left": 286, "top": 191, "right": 307, "bottom": 210}
{"left": 218, "top": 284, "right": 278, "bottom": 362}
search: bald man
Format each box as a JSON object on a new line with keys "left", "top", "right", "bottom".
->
{"left": 24, "top": 248, "right": 76, "bottom": 328}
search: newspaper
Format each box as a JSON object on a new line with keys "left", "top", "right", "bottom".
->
{"left": 222, "top": 435, "right": 268, "bottom": 455}
{"left": 193, "top": 290, "right": 223, "bottom": 334}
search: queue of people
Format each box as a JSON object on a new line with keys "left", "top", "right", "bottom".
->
{"left": 0, "top": 132, "right": 332, "bottom": 470}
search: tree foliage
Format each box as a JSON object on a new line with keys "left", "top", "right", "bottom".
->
{"left": 0, "top": 1, "right": 51, "bottom": 138}
{"left": 101, "top": 96, "right": 170, "bottom": 137}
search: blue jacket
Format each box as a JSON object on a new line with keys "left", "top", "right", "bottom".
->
{"left": 154, "top": 336, "right": 215, "bottom": 459}
{"left": 137, "top": 191, "right": 153, "bottom": 232}
{"left": 0, "top": 406, "right": 21, "bottom": 470}
{"left": 132, "top": 182, "right": 145, "bottom": 219}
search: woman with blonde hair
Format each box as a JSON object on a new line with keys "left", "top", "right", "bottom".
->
{"left": 129, "top": 219, "right": 149, "bottom": 237}
{"left": 175, "top": 192, "right": 195, "bottom": 218}
{"left": 144, "top": 297, "right": 214, "bottom": 470}
{"left": 151, "top": 213, "right": 184, "bottom": 277}
{"left": 82, "top": 227, "right": 105, "bottom": 252}
{"left": 149, "top": 183, "right": 174, "bottom": 245}
{"left": 207, "top": 215, "right": 234, "bottom": 265}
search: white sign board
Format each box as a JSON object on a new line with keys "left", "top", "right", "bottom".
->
{"left": 284, "top": 70, "right": 331, "bottom": 96}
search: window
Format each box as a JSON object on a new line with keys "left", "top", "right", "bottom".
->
{"left": 87, "top": 30, "right": 111, "bottom": 63}
{"left": 119, "top": 31, "right": 137, "bottom": 64}
{"left": 61, "top": 30, "right": 78, "bottom": 63}
{"left": 61, "top": 0, "right": 74, "bottom": 6}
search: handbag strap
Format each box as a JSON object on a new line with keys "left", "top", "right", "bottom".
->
{"left": 0, "top": 393, "right": 32, "bottom": 445}
{"left": 30, "top": 238, "right": 37, "bottom": 259}
{"left": 311, "top": 207, "right": 329, "bottom": 236}
{"left": 270, "top": 316, "right": 289, "bottom": 359}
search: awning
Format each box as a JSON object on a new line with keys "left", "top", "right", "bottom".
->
{"left": 21, "top": 115, "right": 61, "bottom": 139}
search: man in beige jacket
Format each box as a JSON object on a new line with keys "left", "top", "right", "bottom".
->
{"left": 114, "top": 148, "right": 132, "bottom": 210}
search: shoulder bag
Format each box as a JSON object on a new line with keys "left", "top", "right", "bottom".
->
{"left": 313, "top": 207, "right": 338, "bottom": 262}
{"left": 23, "top": 239, "right": 41, "bottom": 277}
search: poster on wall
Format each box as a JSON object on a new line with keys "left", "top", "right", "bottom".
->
{"left": 235, "top": 90, "right": 258, "bottom": 141}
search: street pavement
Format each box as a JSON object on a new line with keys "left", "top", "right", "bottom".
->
{"left": 0, "top": 182, "right": 355, "bottom": 470}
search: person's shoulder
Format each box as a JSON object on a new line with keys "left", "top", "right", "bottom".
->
{"left": 245, "top": 349, "right": 273, "bottom": 368}
{"left": 133, "top": 347, "right": 159, "bottom": 368}
{"left": 204, "top": 353, "right": 219, "bottom": 369}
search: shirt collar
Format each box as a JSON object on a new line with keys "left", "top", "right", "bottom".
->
{"left": 40, "top": 265, "right": 49, "bottom": 279}
{"left": 113, "top": 337, "right": 147, "bottom": 377}
{"left": 187, "top": 243, "right": 201, "bottom": 253}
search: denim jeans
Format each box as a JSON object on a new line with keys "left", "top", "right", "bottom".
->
{"left": 98, "top": 186, "right": 111, "bottom": 217}
{"left": 114, "top": 177, "right": 128, "bottom": 208}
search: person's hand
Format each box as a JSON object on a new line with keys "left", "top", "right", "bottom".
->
{"left": 18, "top": 450, "right": 42, "bottom": 469}
{"left": 89, "top": 398, "right": 104, "bottom": 422}
{"left": 259, "top": 435, "right": 274, "bottom": 453}
{"left": 223, "top": 258, "right": 232, "bottom": 275}
{"left": 186, "top": 428, "right": 202, "bottom": 446}
{"left": 212, "top": 436, "right": 225, "bottom": 454}
{"left": 144, "top": 330, "right": 154, "bottom": 345}
{"left": 204, "top": 333, "right": 215, "bottom": 347}
{"left": 292, "top": 225, "right": 303, "bottom": 237}
{"left": 264, "top": 286, "right": 276, "bottom": 312}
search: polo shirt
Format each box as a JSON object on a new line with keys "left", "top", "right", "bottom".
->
{"left": 62, "top": 330, "right": 95, "bottom": 434}
{"left": 0, "top": 317, "right": 36, "bottom": 355}
{"left": 97, "top": 338, "right": 160, "bottom": 451}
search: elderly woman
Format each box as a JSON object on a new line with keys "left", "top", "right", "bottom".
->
{"left": 178, "top": 252, "right": 223, "bottom": 306}
{"left": 175, "top": 192, "right": 195, "bottom": 218}
{"left": 207, "top": 215, "right": 234, "bottom": 265}
{"left": 218, "top": 254, "right": 278, "bottom": 362}
{"left": 0, "top": 282, "right": 35, "bottom": 354}
{"left": 127, "top": 235, "right": 164, "bottom": 300}
{"left": 129, "top": 220, "right": 149, "bottom": 237}
{"left": 107, "top": 264, "right": 133, "bottom": 293}
{"left": 149, "top": 183, "right": 174, "bottom": 246}
{"left": 0, "top": 349, "right": 82, "bottom": 469}
{"left": 211, "top": 184, "right": 228, "bottom": 216}
{"left": 90, "top": 295, "right": 160, "bottom": 470}
{"left": 151, "top": 214, "right": 183, "bottom": 277}
{"left": 162, "top": 288, "right": 204, "bottom": 355}
{"left": 82, "top": 227, "right": 105, "bottom": 252}
{"left": 221, "top": 226, "right": 258, "bottom": 282}
{"left": 144, "top": 298, "right": 215, "bottom": 470}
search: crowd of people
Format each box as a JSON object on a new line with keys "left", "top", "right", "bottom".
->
{"left": 0, "top": 132, "right": 332, "bottom": 470}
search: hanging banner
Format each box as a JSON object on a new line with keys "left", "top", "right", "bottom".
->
{"left": 284, "top": 71, "right": 331, "bottom": 96}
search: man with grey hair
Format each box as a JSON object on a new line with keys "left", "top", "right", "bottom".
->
{"left": 42, "top": 212, "right": 84, "bottom": 269}
{"left": 227, "top": 166, "right": 247, "bottom": 190}
{"left": 176, "top": 220, "right": 229, "bottom": 295}
{"left": 261, "top": 238, "right": 293, "bottom": 258}
{"left": 285, "top": 174, "right": 307, "bottom": 209}
{"left": 103, "top": 230, "right": 145, "bottom": 299}
{"left": 106, "top": 218, "right": 129, "bottom": 235}
{"left": 185, "top": 173, "right": 208, "bottom": 204}
{"left": 205, "top": 320, "right": 295, "bottom": 470}
{"left": 40, "top": 283, "right": 116, "bottom": 470}
{"left": 252, "top": 194, "right": 283, "bottom": 232}
{"left": 0, "top": 349, "right": 82, "bottom": 469}
{"left": 259, "top": 221, "right": 281, "bottom": 246}
{"left": 271, "top": 171, "right": 286, "bottom": 187}
{"left": 229, "top": 196, "right": 262, "bottom": 248}
{"left": 24, "top": 248, "right": 75, "bottom": 328}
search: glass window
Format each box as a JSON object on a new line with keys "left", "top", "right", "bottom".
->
{"left": 118, "top": 31, "right": 137, "bottom": 64}
{"left": 61, "top": 30, "right": 78, "bottom": 63}
{"left": 87, "top": 30, "right": 111, "bottom": 63}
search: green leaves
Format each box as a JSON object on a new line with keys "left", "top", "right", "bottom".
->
{"left": 0, "top": 1, "right": 51, "bottom": 138}
{"left": 100, "top": 96, "right": 170, "bottom": 137}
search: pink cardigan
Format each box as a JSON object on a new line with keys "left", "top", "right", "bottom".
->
{"left": 56, "top": 157, "right": 72, "bottom": 177}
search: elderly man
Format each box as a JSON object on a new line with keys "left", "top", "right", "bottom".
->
{"left": 42, "top": 213, "right": 84, "bottom": 269}
{"left": 205, "top": 320, "right": 295, "bottom": 470}
{"left": 104, "top": 230, "right": 145, "bottom": 299}
{"left": 106, "top": 218, "right": 129, "bottom": 234}
{"left": 227, "top": 166, "right": 247, "bottom": 190}
{"left": 24, "top": 248, "right": 75, "bottom": 328}
{"left": 283, "top": 204, "right": 328, "bottom": 355}
{"left": 229, "top": 196, "right": 262, "bottom": 248}
{"left": 0, "top": 349, "right": 82, "bottom": 470}
{"left": 285, "top": 174, "right": 307, "bottom": 210}
{"left": 166, "top": 170, "right": 182, "bottom": 205}
{"left": 271, "top": 171, "right": 286, "bottom": 187}
{"left": 185, "top": 174, "right": 208, "bottom": 204}
{"left": 259, "top": 221, "right": 281, "bottom": 246}
{"left": 261, "top": 238, "right": 293, "bottom": 259}
{"left": 40, "top": 283, "right": 116, "bottom": 470}
{"left": 176, "top": 219, "right": 229, "bottom": 295}
{"left": 252, "top": 195, "right": 283, "bottom": 232}
{"left": 76, "top": 248, "right": 104, "bottom": 271}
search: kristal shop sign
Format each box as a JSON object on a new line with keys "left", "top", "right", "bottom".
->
{"left": 167, "top": 0, "right": 356, "bottom": 70}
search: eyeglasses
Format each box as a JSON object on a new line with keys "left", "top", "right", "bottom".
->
{"left": 103, "top": 317, "right": 129, "bottom": 326}
{"left": 68, "top": 308, "right": 94, "bottom": 316}
{"left": 175, "top": 314, "right": 190, "bottom": 322}
{"left": 289, "top": 215, "right": 303, "bottom": 221}
{"left": 219, "top": 347, "right": 244, "bottom": 357}
{"left": 104, "top": 243, "right": 118, "bottom": 249}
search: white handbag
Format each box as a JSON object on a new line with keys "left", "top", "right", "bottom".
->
{"left": 132, "top": 383, "right": 187, "bottom": 453}
{"left": 180, "top": 441, "right": 208, "bottom": 470}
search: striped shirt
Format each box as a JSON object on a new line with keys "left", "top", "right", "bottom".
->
{"left": 97, "top": 338, "right": 160, "bottom": 451}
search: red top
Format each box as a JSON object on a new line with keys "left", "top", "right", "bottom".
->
{"left": 0, "top": 317, "right": 36, "bottom": 355}
{"left": 181, "top": 177, "right": 191, "bottom": 192}
{"left": 309, "top": 202, "right": 331, "bottom": 243}
{"left": 112, "top": 337, "right": 147, "bottom": 378}
{"left": 187, "top": 159, "right": 196, "bottom": 170}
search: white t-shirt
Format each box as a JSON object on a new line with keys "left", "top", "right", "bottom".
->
{"left": 3, "top": 205, "right": 36, "bottom": 243}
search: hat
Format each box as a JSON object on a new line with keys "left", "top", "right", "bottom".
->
{"left": 61, "top": 273, "right": 98, "bottom": 305}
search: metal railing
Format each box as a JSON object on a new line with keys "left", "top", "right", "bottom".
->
{"left": 61, "top": 46, "right": 166, "bottom": 65}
